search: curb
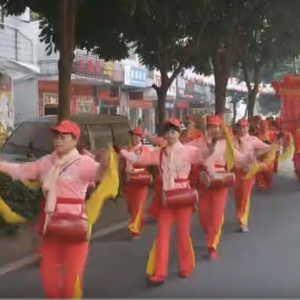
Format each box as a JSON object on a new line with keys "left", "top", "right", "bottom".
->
{"left": 0, "top": 220, "right": 128, "bottom": 277}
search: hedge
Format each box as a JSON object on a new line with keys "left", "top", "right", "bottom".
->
{"left": 0, "top": 173, "right": 43, "bottom": 236}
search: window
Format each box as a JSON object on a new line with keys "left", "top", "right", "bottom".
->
{"left": 78, "top": 124, "right": 91, "bottom": 150}
{"left": 1, "top": 122, "right": 55, "bottom": 158}
{"left": 89, "top": 124, "right": 113, "bottom": 149}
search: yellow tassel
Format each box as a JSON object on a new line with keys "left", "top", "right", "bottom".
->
{"left": 127, "top": 201, "right": 144, "bottom": 234}
{"left": 73, "top": 275, "right": 82, "bottom": 298}
{"left": 146, "top": 239, "right": 157, "bottom": 276}
{"left": 86, "top": 146, "right": 119, "bottom": 226}
{"left": 127, "top": 136, "right": 132, "bottom": 148}
{"left": 22, "top": 180, "right": 41, "bottom": 189}
{"left": 222, "top": 125, "right": 234, "bottom": 171}
{"left": 190, "top": 238, "right": 196, "bottom": 268}
{"left": 278, "top": 139, "right": 294, "bottom": 163}
{"left": 0, "top": 197, "right": 26, "bottom": 224}
{"left": 244, "top": 146, "right": 276, "bottom": 179}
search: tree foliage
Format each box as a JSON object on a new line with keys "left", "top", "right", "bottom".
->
{"left": 236, "top": 0, "right": 300, "bottom": 117}
{"left": 122, "top": 0, "right": 213, "bottom": 134}
{"left": 257, "top": 93, "right": 281, "bottom": 116}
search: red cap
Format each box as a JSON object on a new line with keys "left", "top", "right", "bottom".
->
{"left": 129, "top": 127, "right": 144, "bottom": 136}
{"left": 237, "top": 118, "right": 249, "bottom": 127}
{"left": 50, "top": 120, "right": 80, "bottom": 139}
{"left": 164, "top": 118, "right": 181, "bottom": 128}
{"left": 253, "top": 115, "right": 262, "bottom": 121}
{"left": 206, "top": 115, "right": 221, "bottom": 126}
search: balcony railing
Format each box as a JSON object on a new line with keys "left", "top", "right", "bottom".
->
{"left": 0, "top": 22, "right": 33, "bottom": 64}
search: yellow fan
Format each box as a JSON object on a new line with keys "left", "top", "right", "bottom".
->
{"left": 23, "top": 180, "right": 41, "bottom": 189}
{"left": 244, "top": 146, "right": 276, "bottom": 179}
{"left": 221, "top": 125, "right": 234, "bottom": 172}
{"left": 0, "top": 196, "right": 26, "bottom": 224}
{"left": 86, "top": 145, "right": 120, "bottom": 226}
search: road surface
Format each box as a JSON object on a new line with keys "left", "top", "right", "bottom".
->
{"left": 0, "top": 165, "right": 300, "bottom": 298}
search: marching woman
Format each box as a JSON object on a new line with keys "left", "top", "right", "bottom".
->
{"left": 187, "top": 115, "right": 250, "bottom": 260}
{"left": 255, "top": 120, "right": 277, "bottom": 190}
{"left": 0, "top": 120, "right": 108, "bottom": 298}
{"left": 121, "top": 127, "right": 152, "bottom": 239}
{"left": 233, "top": 119, "right": 271, "bottom": 232}
{"left": 120, "top": 118, "right": 208, "bottom": 285}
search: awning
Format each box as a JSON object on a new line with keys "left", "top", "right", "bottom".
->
{"left": 0, "top": 59, "right": 40, "bottom": 80}
{"left": 129, "top": 99, "right": 153, "bottom": 109}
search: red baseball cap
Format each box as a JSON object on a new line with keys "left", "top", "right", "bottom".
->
{"left": 206, "top": 115, "right": 221, "bottom": 126}
{"left": 164, "top": 118, "right": 181, "bottom": 128}
{"left": 129, "top": 127, "right": 144, "bottom": 136}
{"left": 237, "top": 118, "right": 249, "bottom": 127}
{"left": 50, "top": 120, "right": 81, "bottom": 140}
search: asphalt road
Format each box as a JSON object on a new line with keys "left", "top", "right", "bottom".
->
{"left": 1, "top": 163, "right": 300, "bottom": 298}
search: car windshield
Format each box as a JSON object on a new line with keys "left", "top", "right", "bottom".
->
{"left": 1, "top": 121, "right": 55, "bottom": 158}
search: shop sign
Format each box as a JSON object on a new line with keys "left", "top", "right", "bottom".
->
{"left": 124, "top": 65, "right": 147, "bottom": 88}
{"left": 73, "top": 50, "right": 115, "bottom": 80}
{"left": 154, "top": 71, "right": 176, "bottom": 97}
{"left": 74, "top": 96, "right": 96, "bottom": 114}
{"left": 176, "top": 77, "right": 193, "bottom": 99}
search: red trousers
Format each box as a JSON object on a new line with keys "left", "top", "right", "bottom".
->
{"left": 124, "top": 183, "right": 148, "bottom": 234}
{"left": 256, "top": 165, "right": 273, "bottom": 190}
{"left": 234, "top": 170, "right": 254, "bottom": 226}
{"left": 154, "top": 207, "right": 194, "bottom": 277}
{"left": 146, "top": 176, "right": 162, "bottom": 220}
{"left": 293, "top": 152, "right": 300, "bottom": 183}
{"left": 198, "top": 187, "right": 227, "bottom": 250}
{"left": 40, "top": 237, "right": 88, "bottom": 298}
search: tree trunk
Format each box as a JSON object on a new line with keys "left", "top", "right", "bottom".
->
{"left": 213, "top": 33, "right": 238, "bottom": 115}
{"left": 57, "top": 0, "right": 78, "bottom": 123}
{"left": 156, "top": 87, "right": 167, "bottom": 136}
{"left": 233, "top": 101, "right": 237, "bottom": 122}
{"left": 246, "top": 66, "right": 260, "bottom": 119}
{"left": 214, "top": 75, "right": 227, "bottom": 115}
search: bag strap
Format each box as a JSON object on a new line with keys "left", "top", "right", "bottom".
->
{"left": 159, "top": 147, "right": 166, "bottom": 174}
{"left": 59, "top": 156, "right": 82, "bottom": 176}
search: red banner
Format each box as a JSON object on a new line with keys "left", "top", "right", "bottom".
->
{"left": 271, "top": 74, "right": 300, "bottom": 133}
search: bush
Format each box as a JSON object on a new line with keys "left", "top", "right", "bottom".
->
{"left": 0, "top": 173, "right": 43, "bottom": 236}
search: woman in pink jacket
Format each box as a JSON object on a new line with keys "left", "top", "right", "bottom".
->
{"left": 0, "top": 120, "right": 107, "bottom": 298}
{"left": 120, "top": 118, "right": 207, "bottom": 285}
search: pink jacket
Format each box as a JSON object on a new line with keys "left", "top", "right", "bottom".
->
{"left": 187, "top": 137, "right": 246, "bottom": 173}
{"left": 0, "top": 153, "right": 100, "bottom": 200}
{"left": 125, "top": 143, "right": 151, "bottom": 173}
{"left": 233, "top": 134, "right": 270, "bottom": 169}
{"left": 120, "top": 141, "right": 202, "bottom": 191}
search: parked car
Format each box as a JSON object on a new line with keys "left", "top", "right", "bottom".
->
{"left": 0, "top": 114, "right": 132, "bottom": 162}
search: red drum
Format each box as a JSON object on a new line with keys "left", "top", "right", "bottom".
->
{"left": 126, "top": 172, "right": 153, "bottom": 186}
{"left": 162, "top": 188, "right": 198, "bottom": 209}
{"left": 199, "top": 172, "right": 235, "bottom": 189}
{"left": 43, "top": 200, "right": 91, "bottom": 243}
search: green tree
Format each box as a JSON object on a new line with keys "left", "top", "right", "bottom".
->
{"left": 194, "top": 0, "right": 266, "bottom": 115}
{"left": 122, "top": 0, "right": 213, "bottom": 135}
{"left": 257, "top": 93, "right": 281, "bottom": 116}
{"left": 237, "top": 0, "right": 300, "bottom": 118}
{"left": 0, "top": 0, "right": 135, "bottom": 122}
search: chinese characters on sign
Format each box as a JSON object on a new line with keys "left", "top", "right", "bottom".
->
{"left": 73, "top": 50, "right": 115, "bottom": 80}
{"left": 176, "top": 76, "right": 210, "bottom": 102}
{"left": 124, "top": 65, "right": 147, "bottom": 88}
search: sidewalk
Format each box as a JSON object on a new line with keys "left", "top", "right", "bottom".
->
{"left": 0, "top": 189, "right": 153, "bottom": 269}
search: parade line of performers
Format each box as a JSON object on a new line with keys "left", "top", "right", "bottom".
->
{"left": 0, "top": 115, "right": 295, "bottom": 298}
